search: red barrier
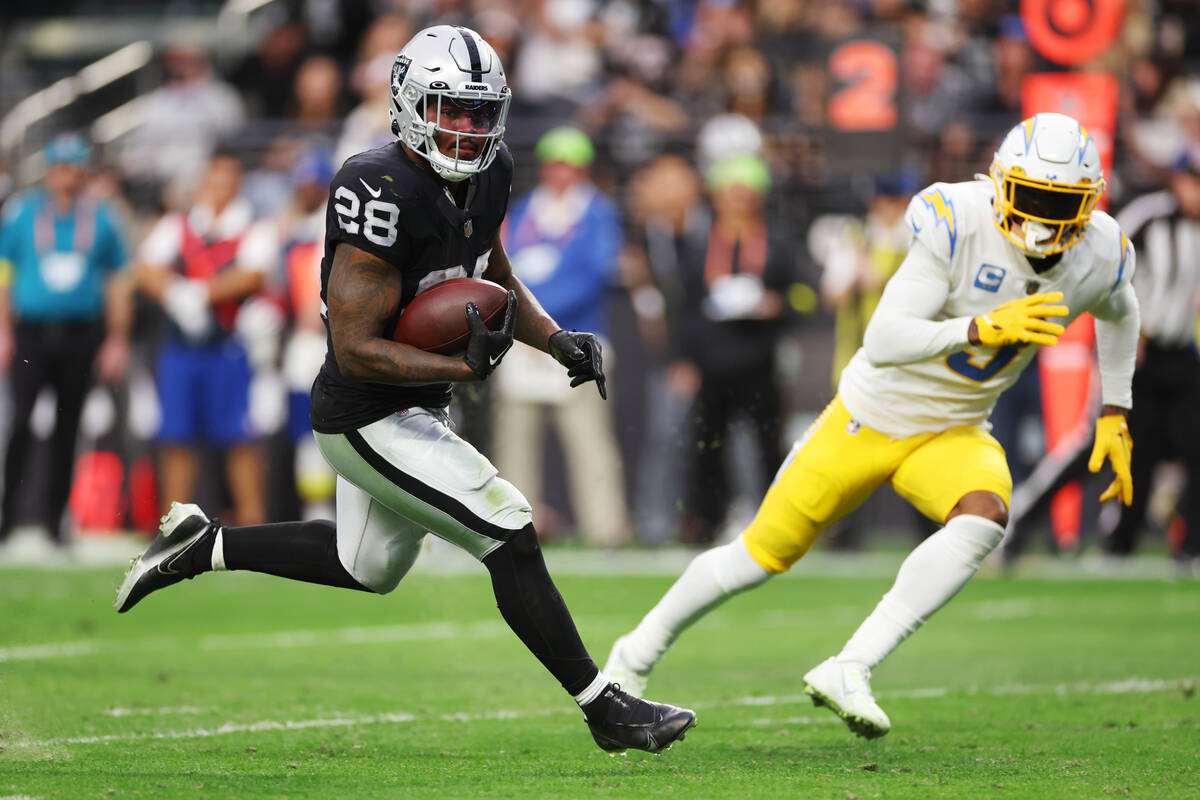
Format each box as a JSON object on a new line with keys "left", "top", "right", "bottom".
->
{"left": 68, "top": 451, "right": 125, "bottom": 534}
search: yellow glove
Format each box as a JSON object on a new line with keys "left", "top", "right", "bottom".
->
{"left": 1088, "top": 414, "right": 1133, "bottom": 505}
{"left": 973, "top": 292, "right": 1069, "bottom": 347}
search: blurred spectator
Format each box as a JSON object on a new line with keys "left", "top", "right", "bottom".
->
{"left": 722, "top": 46, "right": 775, "bottom": 123}
{"left": 493, "top": 127, "right": 629, "bottom": 546}
{"left": 278, "top": 149, "right": 335, "bottom": 521}
{"left": 901, "top": 30, "right": 974, "bottom": 145}
{"left": 1128, "top": 55, "right": 1174, "bottom": 118}
{"left": 0, "top": 156, "right": 12, "bottom": 214}
{"left": 121, "top": 44, "right": 246, "bottom": 209}
{"left": 687, "top": 0, "right": 758, "bottom": 52}
{"left": 353, "top": 12, "right": 413, "bottom": 64}
{"left": 575, "top": 76, "right": 690, "bottom": 171}
{"left": 0, "top": 134, "right": 132, "bottom": 547}
{"left": 336, "top": 53, "right": 395, "bottom": 166}
{"left": 514, "top": 0, "right": 604, "bottom": 107}
{"left": 242, "top": 137, "right": 306, "bottom": 219}
{"left": 812, "top": 169, "right": 918, "bottom": 390}
{"left": 1162, "top": 0, "right": 1200, "bottom": 60}
{"left": 472, "top": 8, "right": 520, "bottom": 67}
{"left": 1127, "top": 77, "right": 1200, "bottom": 182}
{"left": 289, "top": 55, "right": 346, "bottom": 145}
{"left": 810, "top": 0, "right": 864, "bottom": 41}
{"left": 675, "top": 154, "right": 793, "bottom": 545}
{"left": 783, "top": 58, "right": 828, "bottom": 128}
{"left": 231, "top": 21, "right": 309, "bottom": 119}
{"left": 671, "top": 1, "right": 768, "bottom": 124}
{"left": 298, "top": 0, "right": 379, "bottom": 64}
{"left": 336, "top": 14, "right": 414, "bottom": 164}
{"left": 597, "top": 2, "right": 672, "bottom": 91}
{"left": 135, "top": 150, "right": 278, "bottom": 526}
{"left": 926, "top": 120, "right": 980, "bottom": 184}
{"left": 972, "top": 15, "right": 1034, "bottom": 128}
{"left": 952, "top": 0, "right": 1003, "bottom": 90}
{"left": 1104, "top": 148, "right": 1200, "bottom": 565}
{"left": 624, "top": 153, "right": 707, "bottom": 543}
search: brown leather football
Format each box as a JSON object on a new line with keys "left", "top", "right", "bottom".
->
{"left": 392, "top": 277, "right": 509, "bottom": 354}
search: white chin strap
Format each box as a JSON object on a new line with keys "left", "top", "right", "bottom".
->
{"left": 1024, "top": 220, "right": 1056, "bottom": 254}
{"left": 431, "top": 161, "right": 472, "bottom": 182}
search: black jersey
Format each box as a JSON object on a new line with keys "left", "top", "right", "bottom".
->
{"left": 310, "top": 142, "right": 512, "bottom": 433}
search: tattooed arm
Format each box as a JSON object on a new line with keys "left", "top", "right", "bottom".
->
{"left": 327, "top": 242, "right": 476, "bottom": 384}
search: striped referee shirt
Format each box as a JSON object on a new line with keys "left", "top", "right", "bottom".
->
{"left": 1116, "top": 190, "right": 1200, "bottom": 347}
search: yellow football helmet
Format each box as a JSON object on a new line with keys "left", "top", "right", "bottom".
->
{"left": 989, "top": 112, "right": 1105, "bottom": 256}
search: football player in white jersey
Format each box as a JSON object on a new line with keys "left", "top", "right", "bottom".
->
{"left": 605, "top": 112, "right": 1139, "bottom": 738}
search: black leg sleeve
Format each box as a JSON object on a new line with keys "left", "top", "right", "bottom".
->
{"left": 482, "top": 524, "right": 599, "bottom": 696}
{"left": 220, "top": 519, "right": 373, "bottom": 592}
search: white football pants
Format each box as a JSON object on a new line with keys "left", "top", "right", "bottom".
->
{"left": 314, "top": 408, "right": 533, "bottom": 593}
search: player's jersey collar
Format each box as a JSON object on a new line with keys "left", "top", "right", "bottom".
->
{"left": 395, "top": 141, "right": 489, "bottom": 230}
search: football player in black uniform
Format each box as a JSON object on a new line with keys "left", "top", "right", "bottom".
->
{"left": 115, "top": 25, "right": 695, "bottom": 754}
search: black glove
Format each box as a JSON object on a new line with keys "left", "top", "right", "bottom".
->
{"left": 463, "top": 290, "right": 517, "bottom": 380}
{"left": 548, "top": 329, "right": 607, "bottom": 399}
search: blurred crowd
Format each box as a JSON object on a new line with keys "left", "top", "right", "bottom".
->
{"left": 1, "top": 0, "right": 1199, "bottom": 565}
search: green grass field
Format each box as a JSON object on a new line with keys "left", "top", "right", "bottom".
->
{"left": 2, "top": 549, "right": 1198, "bottom": 799}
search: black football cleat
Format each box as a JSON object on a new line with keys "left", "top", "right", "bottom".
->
{"left": 585, "top": 684, "right": 697, "bottom": 754}
{"left": 114, "top": 502, "right": 218, "bottom": 613}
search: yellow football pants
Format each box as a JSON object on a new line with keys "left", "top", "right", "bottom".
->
{"left": 743, "top": 396, "right": 1013, "bottom": 573}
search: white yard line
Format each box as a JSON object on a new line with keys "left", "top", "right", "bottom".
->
{"left": 103, "top": 706, "right": 215, "bottom": 717}
{"left": 4, "top": 676, "right": 1194, "bottom": 750}
{"left": 14, "top": 714, "right": 416, "bottom": 747}
{"left": 0, "top": 640, "right": 101, "bottom": 662}
{"left": 9, "top": 709, "right": 553, "bottom": 748}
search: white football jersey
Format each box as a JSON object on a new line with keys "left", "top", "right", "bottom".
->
{"left": 838, "top": 178, "right": 1135, "bottom": 438}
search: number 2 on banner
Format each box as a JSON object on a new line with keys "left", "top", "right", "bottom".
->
{"left": 827, "top": 40, "right": 898, "bottom": 132}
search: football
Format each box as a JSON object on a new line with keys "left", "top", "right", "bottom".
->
{"left": 392, "top": 277, "right": 509, "bottom": 354}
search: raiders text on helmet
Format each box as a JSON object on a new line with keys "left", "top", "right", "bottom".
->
{"left": 388, "top": 25, "right": 511, "bottom": 182}
{"left": 989, "top": 112, "right": 1105, "bottom": 256}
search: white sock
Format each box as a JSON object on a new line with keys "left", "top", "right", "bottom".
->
{"left": 838, "top": 514, "right": 1004, "bottom": 669}
{"left": 621, "top": 534, "right": 771, "bottom": 672}
{"left": 210, "top": 529, "right": 227, "bottom": 572}
{"left": 573, "top": 670, "right": 609, "bottom": 707}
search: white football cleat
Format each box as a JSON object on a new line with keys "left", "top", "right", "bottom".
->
{"left": 603, "top": 634, "right": 651, "bottom": 699}
{"left": 114, "top": 502, "right": 218, "bottom": 613}
{"left": 803, "top": 657, "right": 891, "bottom": 739}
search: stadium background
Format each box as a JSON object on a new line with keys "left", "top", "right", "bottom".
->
{"left": 2, "top": 5, "right": 1200, "bottom": 799}
{"left": 0, "top": 0, "right": 1196, "bottom": 553}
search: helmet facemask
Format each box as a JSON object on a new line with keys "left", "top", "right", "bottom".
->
{"left": 990, "top": 163, "right": 1104, "bottom": 256}
{"left": 420, "top": 90, "right": 508, "bottom": 182}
